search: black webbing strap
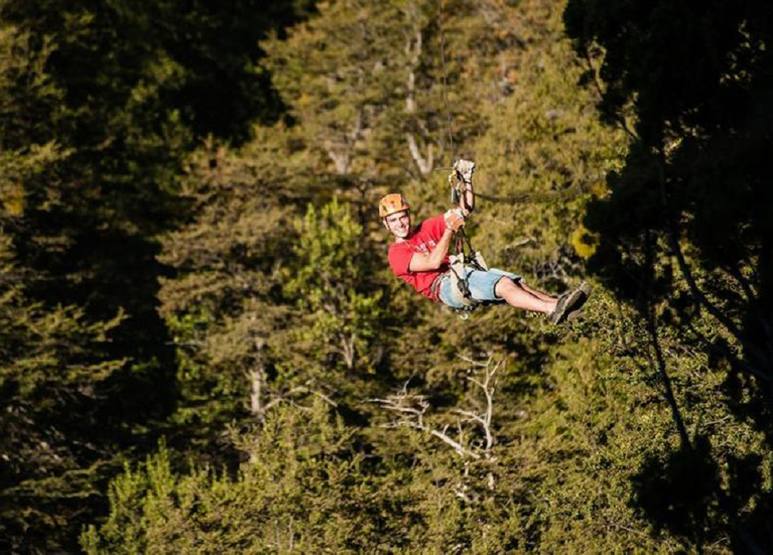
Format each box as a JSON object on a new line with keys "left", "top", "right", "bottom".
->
{"left": 448, "top": 227, "right": 484, "bottom": 302}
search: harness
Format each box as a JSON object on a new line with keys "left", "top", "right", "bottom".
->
{"left": 445, "top": 160, "right": 490, "bottom": 316}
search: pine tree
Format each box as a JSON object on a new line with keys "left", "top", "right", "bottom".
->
{"left": 0, "top": 237, "right": 125, "bottom": 551}
{"left": 1, "top": 0, "right": 312, "bottom": 547}
{"left": 82, "top": 402, "right": 386, "bottom": 553}
{"left": 563, "top": 0, "right": 773, "bottom": 549}
{"left": 74, "top": 0, "right": 773, "bottom": 551}
{"left": 156, "top": 126, "right": 309, "bottom": 457}
{"left": 284, "top": 198, "right": 386, "bottom": 373}
{"left": 0, "top": 18, "right": 125, "bottom": 551}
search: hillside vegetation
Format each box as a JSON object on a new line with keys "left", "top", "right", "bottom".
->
{"left": 1, "top": 0, "right": 771, "bottom": 552}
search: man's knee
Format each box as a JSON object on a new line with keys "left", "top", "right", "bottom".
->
{"left": 495, "top": 276, "right": 517, "bottom": 297}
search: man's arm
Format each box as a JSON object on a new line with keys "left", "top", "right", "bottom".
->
{"left": 408, "top": 211, "right": 464, "bottom": 272}
{"left": 408, "top": 227, "right": 455, "bottom": 272}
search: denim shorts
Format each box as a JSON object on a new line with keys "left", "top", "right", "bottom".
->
{"left": 437, "top": 266, "right": 521, "bottom": 309}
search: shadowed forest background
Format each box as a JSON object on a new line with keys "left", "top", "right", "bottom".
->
{"left": 1, "top": 0, "right": 772, "bottom": 552}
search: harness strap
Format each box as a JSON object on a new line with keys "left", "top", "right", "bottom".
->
{"left": 430, "top": 272, "right": 446, "bottom": 300}
{"left": 430, "top": 263, "right": 475, "bottom": 308}
{"left": 445, "top": 159, "right": 485, "bottom": 314}
{"left": 449, "top": 254, "right": 475, "bottom": 305}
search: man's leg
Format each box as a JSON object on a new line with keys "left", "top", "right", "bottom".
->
{"left": 495, "top": 277, "right": 557, "bottom": 314}
{"left": 519, "top": 281, "right": 556, "bottom": 303}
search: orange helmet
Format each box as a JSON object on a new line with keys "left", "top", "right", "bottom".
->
{"left": 379, "top": 193, "right": 410, "bottom": 219}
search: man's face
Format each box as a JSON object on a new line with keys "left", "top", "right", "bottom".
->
{"left": 384, "top": 210, "right": 411, "bottom": 239}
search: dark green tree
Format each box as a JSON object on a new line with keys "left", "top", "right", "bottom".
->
{"left": 0, "top": 232, "right": 125, "bottom": 552}
{"left": 565, "top": 0, "right": 773, "bottom": 392}
{"left": 15, "top": 0, "right": 769, "bottom": 551}
{"left": 565, "top": 0, "right": 773, "bottom": 550}
{"left": 0, "top": 0, "right": 314, "bottom": 548}
{"left": 0, "top": 18, "right": 128, "bottom": 551}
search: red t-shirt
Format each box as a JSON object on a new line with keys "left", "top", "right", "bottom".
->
{"left": 387, "top": 214, "right": 449, "bottom": 301}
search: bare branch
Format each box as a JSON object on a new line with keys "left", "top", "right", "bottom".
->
{"left": 372, "top": 357, "right": 503, "bottom": 464}
{"left": 370, "top": 391, "right": 479, "bottom": 459}
{"left": 403, "top": 23, "right": 435, "bottom": 176}
{"left": 429, "top": 429, "right": 480, "bottom": 460}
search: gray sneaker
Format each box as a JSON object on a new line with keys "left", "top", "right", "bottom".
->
{"left": 550, "top": 282, "right": 590, "bottom": 325}
{"left": 564, "top": 282, "right": 592, "bottom": 323}
{"left": 548, "top": 291, "right": 571, "bottom": 324}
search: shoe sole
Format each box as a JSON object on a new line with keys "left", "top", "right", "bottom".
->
{"left": 556, "top": 281, "right": 590, "bottom": 324}
{"left": 564, "top": 282, "right": 592, "bottom": 323}
{"left": 548, "top": 291, "right": 570, "bottom": 324}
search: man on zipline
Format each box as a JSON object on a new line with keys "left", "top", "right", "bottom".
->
{"left": 381, "top": 162, "right": 588, "bottom": 323}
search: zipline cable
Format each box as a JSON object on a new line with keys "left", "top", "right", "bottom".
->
{"left": 438, "top": 0, "right": 457, "bottom": 160}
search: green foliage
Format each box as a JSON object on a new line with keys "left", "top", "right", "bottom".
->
{"left": 469, "top": 0, "right": 627, "bottom": 280}
{"left": 82, "top": 403, "right": 382, "bottom": 554}
{"left": 284, "top": 199, "right": 386, "bottom": 373}
{"left": 2, "top": 0, "right": 771, "bottom": 551}
{"left": 262, "top": 0, "right": 506, "bottom": 182}
{"left": 564, "top": 1, "right": 773, "bottom": 548}
{"left": 0, "top": 1, "right": 312, "bottom": 549}
{"left": 156, "top": 125, "right": 317, "bottom": 457}
{"left": 0, "top": 233, "right": 126, "bottom": 552}
{"left": 263, "top": 0, "right": 402, "bottom": 176}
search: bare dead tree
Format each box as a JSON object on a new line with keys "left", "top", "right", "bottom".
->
{"left": 248, "top": 338, "right": 338, "bottom": 424}
{"left": 248, "top": 337, "right": 267, "bottom": 419}
{"left": 372, "top": 383, "right": 480, "bottom": 460}
{"left": 403, "top": 18, "right": 435, "bottom": 176}
{"left": 371, "top": 356, "right": 502, "bottom": 464}
{"left": 454, "top": 355, "right": 502, "bottom": 458}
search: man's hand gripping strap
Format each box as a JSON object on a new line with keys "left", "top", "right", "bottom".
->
{"left": 444, "top": 208, "right": 465, "bottom": 232}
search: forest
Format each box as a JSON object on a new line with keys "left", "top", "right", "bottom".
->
{"left": 1, "top": 0, "right": 772, "bottom": 552}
